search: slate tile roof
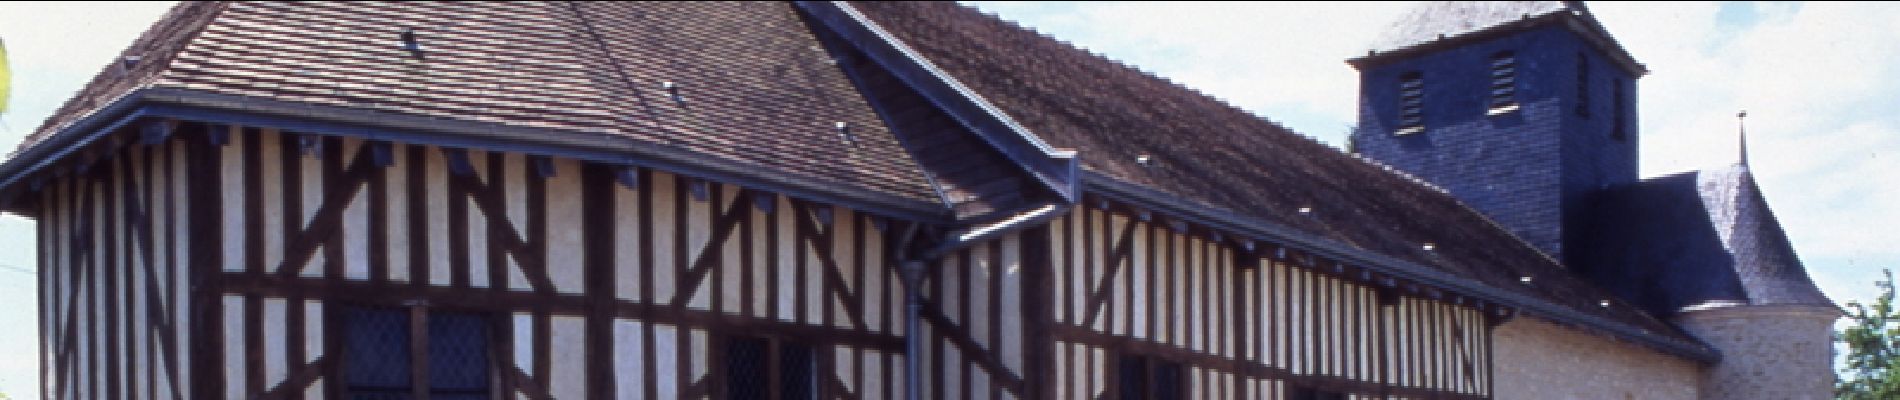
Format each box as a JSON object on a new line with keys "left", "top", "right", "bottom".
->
{"left": 16, "top": 1, "right": 1706, "bottom": 354}
{"left": 1350, "top": 1, "right": 1644, "bottom": 75}
{"left": 1372, "top": 0, "right": 1570, "bottom": 52}
{"left": 1577, "top": 164, "right": 1833, "bottom": 316}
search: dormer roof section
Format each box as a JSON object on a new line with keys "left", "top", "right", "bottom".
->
{"left": 797, "top": 1, "right": 1080, "bottom": 208}
{"left": 1348, "top": 1, "right": 1647, "bottom": 76}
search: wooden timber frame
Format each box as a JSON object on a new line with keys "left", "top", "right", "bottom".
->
{"left": 30, "top": 118, "right": 1510, "bottom": 400}
{"left": 1046, "top": 197, "right": 1502, "bottom": 400}
{"left": 33, "top": 121, "right": 1045, "bottom": 400}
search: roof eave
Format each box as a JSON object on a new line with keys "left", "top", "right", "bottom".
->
{"left": 1081, "top": 171, "right": 1720, "bottom": 363}
{"left": 1347, "top": 12, "right": 1647, "bottom": 77}
{"left": 0, "top": 88, "right": 957, "bottom": 225}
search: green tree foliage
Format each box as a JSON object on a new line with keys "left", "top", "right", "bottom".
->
{"left": 0, "top": 37, "right": 10, "bottom": 115}
{"left": 1839, "top": 269, "right": 1900, "bottom": 399}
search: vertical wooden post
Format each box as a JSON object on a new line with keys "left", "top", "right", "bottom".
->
{"left": 1022, "top": 225, "right": 1054, "bottom": 400}
{"left": 187, "top": 123, "right": 226, "bottom": 400}
{"left": 581, "top": 163, "right": 617, "bottom": 398}
{"left": 410, "top": 304, "right": 430, "bottom": 400}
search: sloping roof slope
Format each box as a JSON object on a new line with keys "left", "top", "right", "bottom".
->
{"left": 16, "top": 0, "right": 1705, "bottom": 355}
{"left": 1349, "top": 1, "right": 1644, "bottom": 75}
{"left": 22, "top": 1, "right": 942, "bottom": 207}
{"left": 1578, "top": 164, "right": 1832, "bottom": 315}
{"left": 1372, "top": 0, "right": 1571, "bottom": 51}
{"left": 849, "top": 1, "right": 1694, "bottom": 344}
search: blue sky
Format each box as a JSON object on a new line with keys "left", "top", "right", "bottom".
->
{"left": 1, "top": 2, "right": 1896, "bottom": 398}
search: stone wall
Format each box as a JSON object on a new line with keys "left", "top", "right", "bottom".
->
{"left": 1675, "top": 305, "right": 1839, "bottom": 400}
{"left": 1492, "top": 317, "right": 1703, "bottom": 400}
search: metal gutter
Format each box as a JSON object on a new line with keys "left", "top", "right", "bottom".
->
{"left": 920, "top": 203, "right": 1068, "bottom": 260}
{"left": 1081, "top": 171, "right": 1721, "bottom": 363}
{"left": 0, "top": 88, "right": 956, "bottom": 224}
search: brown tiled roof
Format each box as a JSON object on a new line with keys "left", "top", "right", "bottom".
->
{"left": 849, "top": 1, "right": 1700, "bottom": 349}
{"left": 22, "top": 1, "right": 942, "bottom": 207}
{"left": 25, "top": 1, "right": 226, "bottom": 146}
{"left": 18, "top": 1, "right": 1704, "bottom": 356}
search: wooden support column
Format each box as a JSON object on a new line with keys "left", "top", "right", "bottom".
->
{"left": 581, "top": 163, "right": 617, "bottom": 398}
{"left": 187, "top": 124, "right": 226, "bottom": 399}
{"left": 1022, "top": 225, "right": 1054, "bottom": 400}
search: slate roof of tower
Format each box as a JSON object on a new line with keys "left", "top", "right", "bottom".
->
{"left": 1577, "top": 164, "right": 1833, "bottom": 316}
{"left": 1353, "top": 0, "right": 1645, "bottom": 75}
{"left": 9, "top": 1, "right": 1710, "bottom": 357}
{"left": 1372, "top": 0, "right": 1572, "bottom": 51}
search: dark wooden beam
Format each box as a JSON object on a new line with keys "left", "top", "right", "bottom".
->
{"left": 215, "top": 274, "right": 908, "bottom": 353}
{"left": 253, "top": 356, "right": 332, "bottom": 400}
{"left": 917, "top": 301, "right": 1026, "bottom": 397}
{"left": 271, "top": 143, "right": 380, "bottom": 277}
{"left": 792, "top": 202, "right": 869, "bottom": 330}
{"left": 581, "top": 163, "right": 617, "bottom": 399}
{"left": 187, "top": 124, "right": 227, "bottom": 400}
{"left": 1078, "top": 218, "right": 1141, "bottom": 330}
{"left": 670, "top": 189, "right": 754, "bottom": 306}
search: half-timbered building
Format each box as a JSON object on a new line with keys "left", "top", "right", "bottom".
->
{"left": 3, "top": 1, "right": 1835, "bottom": 399}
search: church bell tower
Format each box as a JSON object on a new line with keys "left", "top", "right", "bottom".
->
{"left": 1346, "top": 1, "right": 1644, "bottom": 266}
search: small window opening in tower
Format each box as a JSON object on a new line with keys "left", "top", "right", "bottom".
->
{"left": 1487, "top": 51, "right": 1519, "bottom": 116}
{"left": 1613, "top": 79, "right": 1628, "bottom": 141}
{"left": 1397, "top": 71, "right": 1424, "bottom": 135}
{"left": 1576, "top": 52, "right": 1591, "bottom": 118}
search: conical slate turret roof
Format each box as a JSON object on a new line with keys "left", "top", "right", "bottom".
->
{"left": 1576, "top": 163, "right": 1832, "bottom": 315}
{"left": 1696, "top": 164, "right": 1832, "bottom": 307}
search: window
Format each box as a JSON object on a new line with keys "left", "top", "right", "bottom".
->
{"left": 344, "top": 306, "right": 492, "bottom": 400}
{"left": 1488, "top": 51, "right": 1519, "bottom": 115}
{"left": 1612, "top": 79, "right": 1628, "bottom": 141}
{"left": 1576, "top": 52, "right": 1592, "bottom": 118}
{"left": 725, "top": 336, "right": 818, "bottom": 400}
{"left": 1289, "top": 385, "right": 1348, "bottom": 400}
{"left": 1117, "top": 354, "right": 1185, "bottom": 400}
{"left": 1397, "top": 71, "right": 1425, "bottom": 135}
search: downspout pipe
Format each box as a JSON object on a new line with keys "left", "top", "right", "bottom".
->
{"left": 889, "top": 222, "right": 925, "bottom": 400}
{"left": 895, "top": 203, "right": 1067, "bottom": 400}
{"left": 898, "top": 260, "right": 926, "bottom": 400}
